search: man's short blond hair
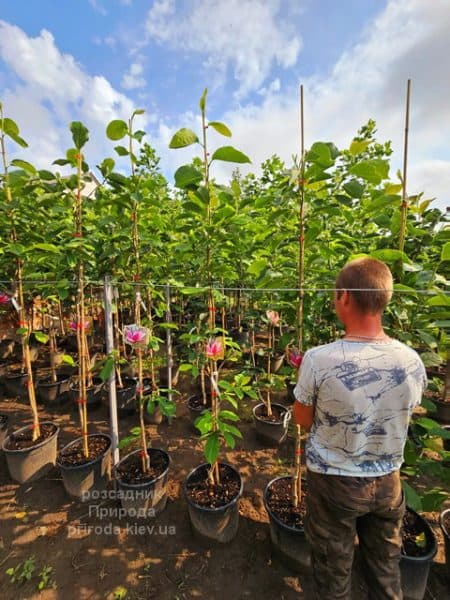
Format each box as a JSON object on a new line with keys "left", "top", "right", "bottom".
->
{"left": 336, "top": 257, "right": 393, "bottom": 314}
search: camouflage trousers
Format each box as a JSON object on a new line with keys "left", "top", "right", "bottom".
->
{"left": 305, "top": 469, "right": 405, "bottom": 600}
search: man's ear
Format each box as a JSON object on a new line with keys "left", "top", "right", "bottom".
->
{"left": 341, "top": 289, "right": 351, "bottom": 305}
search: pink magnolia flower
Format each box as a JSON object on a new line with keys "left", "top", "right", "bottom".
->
{"left": 69, "top": 319, "right": 90, "bottom": 331}
{"left": 125, "top": 328, "right": 147, "bottom": 345}
{"left": 288, "top": 349, "right": 303, "bottom": 369}
{"left": 0, "top": 292, "right": 9, "bottom": 304}
{"left": 266, "top": 310, "right": 280, "bottom": 327}
{"left": 206, "top": 338, "right": 223, "bottom": 361}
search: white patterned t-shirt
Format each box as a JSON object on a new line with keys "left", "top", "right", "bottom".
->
{"left": 294, "top": 339, "right": 427, "bottom": 476}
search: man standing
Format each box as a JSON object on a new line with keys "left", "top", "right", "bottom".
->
{"left": 293, "top": 257, "right": 426, "bottom": 600}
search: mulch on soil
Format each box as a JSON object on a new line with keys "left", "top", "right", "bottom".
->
{"left": 4, "top": 422, "right": 57, "bottom": 451}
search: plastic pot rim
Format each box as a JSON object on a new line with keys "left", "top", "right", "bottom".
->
{"left": 2, "top": 421, "right": 59, "bottom": 454}
{"left": 37, "top": 375, "right": 71, "bottom": 387}
{"left": 253, "top": 402, "right": 288, "bottom": 426}
{"left": 401, "top": 506, "right": 438, "bottom": 561}
{"left": 114, "top": 447, "right": 170, "bottom": 489}
{"left": 183, "top": 461, "right": 243, "bottom": 513}
{"left": 264, "top": 475, "right": 306, "bottom": 534}
{"left": 439, "top": 507, "right": 450, "bottom": 538}
{"left": 57, "top": 433, "right": 111, "bottom": 470}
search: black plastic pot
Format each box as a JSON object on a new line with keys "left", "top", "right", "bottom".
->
{"left": 37, "top": 375, "right": 71, "bottom": 404}
{"left": 253, "top": 402, "right": 290, "bottom": 445}
{"left": 400, "top": 507, "right": 437, "bottom": 600}
{"left": 2, "top": 421, "right": 59, "bottom": 483}
{"left": 263, "top": 476, "right": 310, "bottom": 572}
{"left": 433, "top": 399, "right": 450, "bottom": 424}
{"left": 115, "top": 448, "right": 170, "bottom": 516}
{"left": 439, "top": 507, "right": 450, "bottom": 582}
{"left": 57, "top": 433, "right": 112, "bottom": 501}
{"left": 0, "top": 414, "right": 9, "bottom": 450}
{"left": 255, "top": 352, "right": 284, "bottom": 374}
{"left": 184, "top": 462, "right": 243, "bottom": 543}
{"left": 285, "top": 380, "right": 296, "bottom": 404}
{"left": 144, "top": 399, "right": 163, "bottom": 425}
{"left": 187, "top": 394, "right": 211, "bottom": 431}
{"left": 116, "top": 378, "right": 137, "bottom": 418}
{"left": 70, "top": 377, "right": 104, "bottom": 411}
{"left": 3, "top": 371, "right": 29, "bottom": 399}
{"left": 443, "top": 425, "right": 450, "bottom": 452}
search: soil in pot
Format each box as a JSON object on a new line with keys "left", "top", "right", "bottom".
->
{"left": 185, "top": 462, "right": 241, "bottom": 509}
{"left": 256, "top": 403, "right": 287, "bottom": 424}
{"left": 115, "top": 448, "right": 169, "bottom": 485}
{"left": 58, "top": 435, "right": 110, "bottom": 467}
{"left": 4, "top": 422, "right": 57, "bottom": 451}
{"left": 265, "top": 476, "right": 307, "bottom": 529}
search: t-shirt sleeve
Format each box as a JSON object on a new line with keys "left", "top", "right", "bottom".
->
{"left": 414, "top": 358, "right": 428, "bottom": 407}
{"left": 293, "top": 350, "right": 317, "bottom": 406}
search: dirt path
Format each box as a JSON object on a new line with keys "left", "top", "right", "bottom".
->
{"left": 0, "top": 381, "right": 448, "bottom": 599}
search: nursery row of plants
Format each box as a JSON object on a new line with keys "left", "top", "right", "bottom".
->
{"left": 0, "top": 90, "right": 449, "bottom": 596}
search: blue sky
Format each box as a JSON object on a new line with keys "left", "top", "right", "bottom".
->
{"left": 0, "top": 1, "right": 449, "bottom": 211}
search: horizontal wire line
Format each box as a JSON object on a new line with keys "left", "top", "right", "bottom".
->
{"left": 0, "top": 280, "right": 448, "bottom": 295}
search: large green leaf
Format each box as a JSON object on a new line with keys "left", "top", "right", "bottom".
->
{"left": 401, "top": 480, "right": 422, "bottom": 511}
{"left": 349, "top": 139, "right": 370, "bottom": 155}
{"left": 174, "top": 165, "right": 203, "bottom": 189}
{"left": 370, "top": 249, "right": 409, "bottom": 263}
{"left": 427, "top": 295, "right": 450, "bottom": 307}
{"left": 204, "top": 433, "right": 220, "bottom": 465}
{"left": 210, "top": 146, "right": 251, "bottom": 164}
{"left": 208, "top": 121, "right": 232, "bottom": 137}
{"left": 106, "top": 120, "right": 128, "bottom": 141}
{"left": 10, "top": 159, "right": 36, "bottom": 174}
{"left": 71, "top": 121, "right": 89, "bottom": 149}
{"left": 305, "top": 142, "right": 334, "bottom": 168}
{"left": 343, "top": 179, "right": 364, "bottom": 198}
{"left": 169, "top": 128, "right": 199, "bottom": 149}
{"left": 1, "top": 117, "right": 28, "bottom": 147}
{"left": 441, "top": 242, "right": 450, "bottom": 262}
{"left": 199, "top": 88, "right": 207, "bottom": 112}
{"left": 350, "top": 159, "right": 389, "bottom": 184}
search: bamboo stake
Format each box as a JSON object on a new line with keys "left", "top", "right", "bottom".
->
{"left": 292, "top": 425, "right": 302, "bottom": 507}
{"left": 297, "top": 84, "right": 306, "bottom": 352}
{"left": 399, "top": 79, "right": 411, "bottom": 254}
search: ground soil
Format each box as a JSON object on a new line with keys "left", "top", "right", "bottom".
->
{"left": 0, "top": 375, "right": 449, "bottom": 599}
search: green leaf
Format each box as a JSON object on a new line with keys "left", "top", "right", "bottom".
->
{"left": 305, "top": 142, "right": 334, "bottom": 168}
{"left": 98, "top": 157, "right": 115, "bottom": 177}
{"left": 130, "top": 426, "right": 141, "bottom": 436}
{"left": 132, "top": 108, "right": 145, "bottom": 117}
{"left": 421, "top": 489, "right": 448, "bottom": 512}
{"left": 349, "top": 139, "right": 370, "bottom": 155}
{"left": 204, "top": 433, "right": 220, "bottom": 465}
{"left": 169, "top": 128, "right": 199, "bottom": 149}
{"left": 208, "top": 121, "right": 232, "bottom": 137}
{"left": 370, "top": 249, "right": 409, "bottom": 263}
{"left": 195, "top": 411, "right": 213, "bottom": 435}
{"left": 61, "top": 354, "right": 76, "bottom": 366}
{"left": 210, "top": 146, "right": 251, "bottom": 164}
{"left": 99, "top": 356, "right": 115, "bottom": 382}
{"left": 106, "top": 120, "right": 128, "bottom": 141}
{"left": 71, "top": 121, "right": 89, "bottom": 149}
{"left": 343, "top": 179, "right": 364, "bottom": 198}
{"left": 199, "top": 88, "right": 207, "bottom": 112}
{"left": 426, "top": 295, "right": 450, "bottom": 307}
{"left": 114, "top": 145, "right": 129, "bottom": 156}
{"left": 219, "top": 409, "right": 240, "bottom": 421}
{"left": 33, "top": 331, "right": 49, "bottom": 344}
{"left": 222, "top": 431, "right": 236, "bottom": 449}
{"left": 350, "top": 159, "right": 389, "bottom": 184}
{"left": 118, "top": 436, "right": 136, "bottom": 450}
{"left": 1, "top": 117, "right": 28, "bottom": 147}
{"left": 441, "top": 242, "right": 450, "bottom": 262}
{"left": 247, "top": 259, "right": 267, "bottom": 276}
{"left": 174, "top": 165, "right": 203, "bottom": 189}
{"left": 10, "top": 159, "right": 36, "bottom": 174}
{"left": 401, "top": 480, "right": 422, "bottom": 511}
{"left": 28, "top": 243, "right": 61, "bottom": 253}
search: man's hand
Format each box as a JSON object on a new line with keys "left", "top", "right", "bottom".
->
{"left": 293, "top": 401, "right": 314, "bottom": 431}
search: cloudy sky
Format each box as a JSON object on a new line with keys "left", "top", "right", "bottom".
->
{"left": 0, "top": 0, "right": 449, "bottom": 211}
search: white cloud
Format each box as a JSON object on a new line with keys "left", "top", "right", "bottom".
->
{"left": 0, "top": 21, "right": 144, "bottom": 169}
{"left": 145, "top": 0, "right": 301, "bottom": 98}
{"left": 121, "top": 62, "right": 146, "bottom": 90}
{"left": 88, "top": 0, "right": 108, "bottom": 16}
{"left": 209, "top": 0, "right": 450, "bottom": 211}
